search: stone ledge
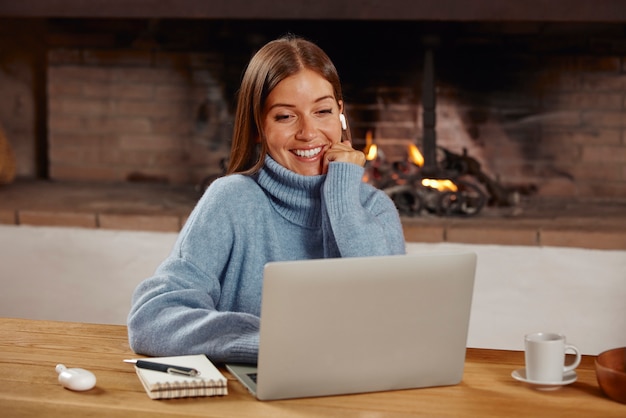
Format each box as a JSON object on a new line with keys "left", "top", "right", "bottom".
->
{"left": 1, "top": 208, "right": 624, "bottom": 250}
{"left": 402, "top": 218, "right": 626, "bottom": 250}
{"left": 1, "top": 180, "right": 625, "bottom": 250}
{"left": 1, "top": 209, "right": 187, "bottom": 233}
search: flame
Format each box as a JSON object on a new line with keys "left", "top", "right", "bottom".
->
{"left": 422, "top": 178, "right": 458, "bottom": 192}
{"left": 408, "top": 144, "right": 424, "bottom": 167}
{"left": 363, "top": 130, "right": 378, "bottom": 161}
{"left": 365, "top": 144, "right": 378, "bottom": 161}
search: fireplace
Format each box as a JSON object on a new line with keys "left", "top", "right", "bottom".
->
{"left": 35, "top": 20, "right": 626, "bottom": 198}
{"left": 4, "top": 19, "right": 623, "bottom": 196}
{"left": 0, "top": 3, "right": 625, "bottom": 248}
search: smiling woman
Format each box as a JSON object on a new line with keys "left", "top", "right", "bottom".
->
{"left": 127, "top": 34, "right": 406, "bottom": 364}
{"left": 227, "top": 35, "right": 356, "bottom": 175}
{"left": 262, "top": 69, "right": 364, "bottom": 176}
{"left": 261, "top": 69, "right": 343, "bottom": 175}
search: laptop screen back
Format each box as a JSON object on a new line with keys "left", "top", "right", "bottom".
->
{"left": 253, "top": 251, "right": 477, "bottom": 400}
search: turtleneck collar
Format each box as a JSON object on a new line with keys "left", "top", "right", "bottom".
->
{"left": 255, "top": 155, "right": 325, "bottom": 228}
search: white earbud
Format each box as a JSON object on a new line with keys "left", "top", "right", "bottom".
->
{"left": 339, "top": 114, "right": 347, "bottom": 130}
{"left": 56, "top": 364, "right": 97, "bottom": 391}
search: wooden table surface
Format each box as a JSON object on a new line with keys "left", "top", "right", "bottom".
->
{"left": 1, "top": 318, "right": 624, "bottom": 417}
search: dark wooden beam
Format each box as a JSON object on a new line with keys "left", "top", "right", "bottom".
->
{"left": 0, "top": 0, "right": 626, "bottom": 21}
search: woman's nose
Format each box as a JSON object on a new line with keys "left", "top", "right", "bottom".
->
{"left": 295, "top": 116, "right": 316, "bottom": 141}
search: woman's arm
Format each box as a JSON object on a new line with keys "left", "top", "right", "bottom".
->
{"left": 127, "top": 257, "right": 260, "bottom": 364}
{"left": 322, "top": 162, "right": 406, "bottom": 258}
{"left": 127, "top": 176, "right": 262, "bottom": 364}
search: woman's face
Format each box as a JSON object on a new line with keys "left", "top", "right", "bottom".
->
{"left": 261, "top": 68, "right": 343, "bottom": 176}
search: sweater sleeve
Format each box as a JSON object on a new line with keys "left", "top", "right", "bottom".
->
{"left": 127, "top": 258, "right": 260, "bottom": 364}
{"left": 127, "top": 177, "right": 261, "bottom": 364}
{"left": 322, "top": 162, "right": 406, "bottom": 258}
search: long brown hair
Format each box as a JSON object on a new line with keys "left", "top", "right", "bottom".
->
{"left": 227, "top": 35, "right": 350, "bottom": 175}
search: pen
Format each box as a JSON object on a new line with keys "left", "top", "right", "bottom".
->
{"left": 123, "top": 359, "right": 200, "bottom": 377}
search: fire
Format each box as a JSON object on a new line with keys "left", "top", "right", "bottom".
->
{"left": 408, "top": 144, "right": 424, "bottom": 167}
{"left": 363, "top": 135, "right": 457, "bottom": 193}
{"left": 363, "top": 130, "right": 378, "bottom": 161}
{"left": 407, "top": 144, "right": 457, "bottom": 191}
{"left": 421, "top": 178, "right": 458, "bottom": 192}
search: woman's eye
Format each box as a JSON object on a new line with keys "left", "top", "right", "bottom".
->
{"left": 318, "top": 109, "right": 333, "bottom": 114}
{"left": 274, "top": 114, "right": 291, "bottom": 121}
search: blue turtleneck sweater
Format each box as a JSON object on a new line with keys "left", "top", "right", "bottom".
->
{"left": 127, "top": 156, "right": 406, "bottom": 363}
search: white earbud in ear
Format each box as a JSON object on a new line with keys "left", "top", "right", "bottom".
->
{"left": 339, "top": 114, "right": 347, "bottom": 130}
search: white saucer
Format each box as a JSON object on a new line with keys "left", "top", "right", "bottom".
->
{"left": 511, "top": 368, "right": 577, "bottom": 390}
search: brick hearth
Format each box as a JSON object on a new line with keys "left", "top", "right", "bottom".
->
{"left": 1, "top": 180, "right": 624, "bottom": 250}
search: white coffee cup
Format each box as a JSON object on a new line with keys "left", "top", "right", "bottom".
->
{"left": 524, "top": 332, "right": 581, "bottom": 382}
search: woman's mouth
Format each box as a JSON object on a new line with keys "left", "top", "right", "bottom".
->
{"left": 293, "top": 146, "right": 323, "bottom": 159}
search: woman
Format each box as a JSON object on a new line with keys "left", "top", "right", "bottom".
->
{"left": 127, "top": 35, "right": 406, "bottom": 364}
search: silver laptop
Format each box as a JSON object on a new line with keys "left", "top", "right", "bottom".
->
{"left": 227, "top": 251, "right": 476, "bottom": 401}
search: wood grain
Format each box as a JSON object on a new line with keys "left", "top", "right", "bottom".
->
{"left": 1, "top": 318, "right": 624, "bottom": 417}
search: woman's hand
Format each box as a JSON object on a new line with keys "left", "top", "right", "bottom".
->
{"left": 323, "top": 141, "right": 366, "bottom": 174}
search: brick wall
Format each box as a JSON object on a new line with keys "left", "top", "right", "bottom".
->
{"left": 5, "top": 20, "right": 626, "bottom": 199}
{"left": 432, "top": 56, "right": 626, "bottom": 199}
{"left": 0, "top": 19, "right": 44, "bottom": 178}
{"left": 47, "top": 49, "right": 232, "bottom": 184}
{"left": 348, "top": 28, "right": 626, "bottom": 200}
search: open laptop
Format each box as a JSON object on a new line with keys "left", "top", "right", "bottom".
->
{"left": 226, "top": 251, "right": 476, "bottom": 401}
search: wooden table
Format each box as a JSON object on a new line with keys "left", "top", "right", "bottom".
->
{"left": 1, "top": 318, "right": 623, "bottom": 417}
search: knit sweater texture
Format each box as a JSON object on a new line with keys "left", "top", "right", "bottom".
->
{"left": 127, "top": 156, "right": 406, "bottom": 363}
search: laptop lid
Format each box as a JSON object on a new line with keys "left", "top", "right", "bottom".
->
{"left": 229, "top": 251, "right": 477, "bottom": 401}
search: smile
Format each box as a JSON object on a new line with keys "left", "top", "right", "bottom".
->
{"left": 293, "top": 147, "right": 323, "bottom": 158}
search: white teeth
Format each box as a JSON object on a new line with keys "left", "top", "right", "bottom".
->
{"left": 294, "top": 147, "right": 322, "bottom": 158}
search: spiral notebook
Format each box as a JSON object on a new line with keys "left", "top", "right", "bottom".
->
{"left": 129, "top": 354, "right": 228, "bottom": 399}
